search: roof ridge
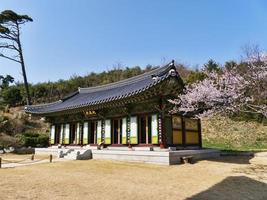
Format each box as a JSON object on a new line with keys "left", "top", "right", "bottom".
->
{"left": 79, "top": 61, "right": 174, "bottom": 93}
{"left": 25, "top": 100, "right": 62, "bottom": 109}
{"left": 61, "top": 90, "right": 79, "bottom": 101}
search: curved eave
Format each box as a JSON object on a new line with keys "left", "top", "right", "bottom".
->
{"left": 25, "top": 74, "right": 176, "bottom": 116}
{"left": 25, "top": 61, "right": 184, "bottom": 116}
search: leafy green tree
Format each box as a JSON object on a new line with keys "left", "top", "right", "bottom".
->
{"left": 0, "top": 74, "right": 14, "bottom": 89}
{"left": 225, "top": 61, "right": 238, "bottom": 71}
{"left": 203, "top": 59, "right": 222, "bottom": 73}
{"left": 0, "top": 10, "right": 33, "bottom": 105}
{"left": 2, "top": 86, "right": 22, "bottom": 106}
{"left": 186, "top": 70, "right": 207, "bottom": 84}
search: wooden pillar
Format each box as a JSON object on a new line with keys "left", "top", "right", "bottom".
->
{"left": 182, "top": 117, "right": 186, "bottom": 147}
{"left": 118, "top": 119, "right": 121, "bottom": 144}
{"left": 160, "top": 113, "right": 166, "bottom": 148}
{"left": 198, "top": 119, "right": 202, "bottom": 148}
{"left": 101, "top": 120, "right": 105, "bottom": 143}
{"left": 80, "top": 123, "right": 83, "bottom": 146}
{"left": 111, "top": 120, "right": 114, "bottom": 144}
{"left": 157, "top": 97, "right": 167, "bottom": 148}
{"left": 146, "top": 116, "right": 149, "bottom": 144}
{"left": 138, "top": 117, "right": 141, "bottom": 144}
{"left": 94, "top": 122, "right": 97, "bottom": 144}
{"left": 73, "top": 124, "right": 76, "bottom": 144}
{"left": 158, "top": 114, "right": 163, "bottom": 148}
{"left": 127, "top": 116, "right": 131, "bottom": 146}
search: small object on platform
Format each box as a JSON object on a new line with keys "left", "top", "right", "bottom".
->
{"left": 59, "top": 150, "right": 64, "bottom": 158}
{"left": 97, "top": 141, "right": 105, "bottom": 150}
{"left": 168, "top": 147, "right": 176, "bottom": 151}
{"left": 49, "top": 154, "right": 53, "bottom": 163}
{"left": 31, "top": 154, "right": 34, "bottom": 160}
{"left": 0, "top": 157, "right": 2, "bottom": 168}
{"left": 180, "top": 156, "right": 193, "bottom": 164}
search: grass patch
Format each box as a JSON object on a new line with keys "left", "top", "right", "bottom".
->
{"left": 202, "top": 115, "right": 267, "bottom": 152}
{"left": 203, "top": 139, "right": 267, "bottom": 152}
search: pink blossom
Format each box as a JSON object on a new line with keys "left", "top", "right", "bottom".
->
{"left": 171, "top": 54, "right": 267, "bottom": 118}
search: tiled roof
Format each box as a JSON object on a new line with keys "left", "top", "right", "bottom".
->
{"left": 25, "top": 61, "right": 182, "bottom": 115}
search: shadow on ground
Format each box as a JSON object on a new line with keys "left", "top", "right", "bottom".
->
{"left": 205, "top": 155, "right": 254, "bottom": 165}
{"left": 187, "top": 176, "right": 267, "bottom": 200}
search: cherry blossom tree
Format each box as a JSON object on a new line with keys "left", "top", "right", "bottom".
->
{"left": 171, "top": 52, "right": 267, "bottom": 118}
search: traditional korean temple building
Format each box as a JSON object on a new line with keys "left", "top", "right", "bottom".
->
{"left": 25, "top": 61, "right": 202, "bottom": 149}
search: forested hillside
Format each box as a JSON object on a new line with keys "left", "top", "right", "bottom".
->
{"left": 0, "top": 63, "right": 196, "bottom": 106}
{"left": 1, "top": 65, "right": 154, "bottom": 106}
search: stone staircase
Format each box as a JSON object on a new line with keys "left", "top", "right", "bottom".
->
{"left": 58, "top": 149, "right": 92, "bottom": 160}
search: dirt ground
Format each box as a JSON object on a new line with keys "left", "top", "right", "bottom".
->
{"left": 0, "top": 155, "right": 266, "bottom": 200}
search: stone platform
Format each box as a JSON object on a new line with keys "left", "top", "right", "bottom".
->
{"left": 35, "top": 147, "right": 220, "bottom": 165}
{"left": 92, "top": 149, "right": 220, "bottom": 165}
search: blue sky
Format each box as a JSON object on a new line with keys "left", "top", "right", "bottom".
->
{"left": 1, "top": 0, "right": 267, "bottom": 83}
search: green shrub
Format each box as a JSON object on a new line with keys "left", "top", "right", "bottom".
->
{"left": 23, "top": 132, "right": 39, "bottom": 137}
{"left": 18, "top": 133, "right": 49, "bottom": 147}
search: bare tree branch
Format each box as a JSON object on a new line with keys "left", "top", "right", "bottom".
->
{"left": 0, "top": 44, "right": 19, "bottom": 52}
{"left": 0, "top": 53, "right": 21, "bottom": 63}
{"left": 0, "top": 34, "right": 16, "bottom": 41}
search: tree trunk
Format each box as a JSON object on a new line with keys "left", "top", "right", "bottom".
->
{"left": 17, "top": 23, "right": 31, "bottom": 105}
{"left": 20, "top": 53, "right": 31, "bottom": 105}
